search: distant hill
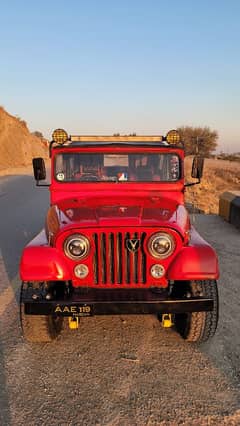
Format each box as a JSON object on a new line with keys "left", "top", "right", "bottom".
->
{"left": 0, "top": 107, "right": 48, "bottom": 171}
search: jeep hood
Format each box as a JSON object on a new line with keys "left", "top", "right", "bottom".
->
{"left": 47, "top": 196, "right": 190, "bottom": 240}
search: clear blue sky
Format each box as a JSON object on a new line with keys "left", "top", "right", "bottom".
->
{"left": 0, "top": 0, "right": 239, "bottom": 152}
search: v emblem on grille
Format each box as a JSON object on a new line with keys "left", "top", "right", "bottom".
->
{"left": 126, "top": 239, "right": 140, "bottom": 253}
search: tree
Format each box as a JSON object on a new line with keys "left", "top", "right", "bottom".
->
{"left": 32, "top": 131, "right": 44, "bottom": 139}
{"left": 177, "top": 126, "right": 218, "bottom": 157}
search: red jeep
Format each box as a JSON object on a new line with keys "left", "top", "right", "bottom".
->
{"left": 20, "top": 129, "right": 219, "bottom": 343}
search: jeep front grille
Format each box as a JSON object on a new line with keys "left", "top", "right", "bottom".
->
{"left": 93, "top": 232, "right": 147, "bottom": 285}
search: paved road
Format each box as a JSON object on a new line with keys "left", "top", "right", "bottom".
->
{"left": 0, "top": 174, "right": 49, "bottom": 281}
{"left": 0, "top": 173, "right": 240, "bottom": 425}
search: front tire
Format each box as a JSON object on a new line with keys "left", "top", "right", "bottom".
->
{"left": 174, "top": 280, "right": 219, "bottom": 343}
{"left": 20, "top": 282, "right": 64, "bottom": 343}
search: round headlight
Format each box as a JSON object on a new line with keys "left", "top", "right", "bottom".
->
{"left": 148, "top": 232, "right": 175, "bottom": 259}
{"left": 64, "top": 234, "right": 90, "bottom": 260}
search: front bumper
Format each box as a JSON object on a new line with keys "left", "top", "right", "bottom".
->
{"left": 22, "top": 288, "right": 214, "bottom": 316}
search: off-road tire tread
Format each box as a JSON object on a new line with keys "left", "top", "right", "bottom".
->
{"left": 176, "top": 280, "right": 218, "bottom": 343}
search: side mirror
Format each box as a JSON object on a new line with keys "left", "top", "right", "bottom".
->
{"left": 32, "top": 157, "right": 46, "bottom": 181}
{"left": 191, "top": 156, "right": 204, "bottom": 180}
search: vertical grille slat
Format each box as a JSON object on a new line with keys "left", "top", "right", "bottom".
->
{"left": 114, "top": 233, "right": 120, "bottom": 284}
{"left": 118, "top": 233, "right": 123, "bottom": 284}
{"left": 109, "top": 233, "right": 114, "bottom": 284}
{"left": 141, "top": 232, "right": 147, "bottom": 283}
{"left": 133, "top": 232, "right": 139, "bottom": 284}
{"left": 101, "top": 233, "right": 107, "bottom": 283}
{"left": 93, "top": 230, "right": 146, "bottom": 285}
{"left": 125, "top": 232, "right": 131, "bottom": 284}
{"left": 93, "top": 233, "right": 98, "bottom": 284}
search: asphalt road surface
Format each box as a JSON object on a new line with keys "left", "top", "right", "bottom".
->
{"left": 0, "top": 173, "right": 240, "bottom": 426}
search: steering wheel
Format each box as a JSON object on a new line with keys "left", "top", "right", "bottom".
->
{"left": 78, "top": 173, "right": 100, "bottom": 181}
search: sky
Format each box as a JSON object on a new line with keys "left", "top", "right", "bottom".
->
{"left": 0, "top": 0, "right": 240, "bottom": 152}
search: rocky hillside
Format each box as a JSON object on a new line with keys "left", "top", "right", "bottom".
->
{"left": 0, "top": 107, "right": 48, "bottom": 171}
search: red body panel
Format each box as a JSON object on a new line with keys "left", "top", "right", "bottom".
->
{"left": 20, "top": 144, "right": 219, "bottom": 286}
{"left": 167, "top": 227, "right": 219, "bottom": 280}
{"left": 50, "top": 146, "right": 185, "bottom": 206}
{"left": 52, "top": 200, "right": 189, "bottom": 238}
{"left": 20, "top": 231, "right": 72, "bottom": 281}
{"left": 20, "top": 227, "right": 219, "bottom": 284}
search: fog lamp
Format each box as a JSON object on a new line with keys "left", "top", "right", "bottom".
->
{"left": 151, "top": 264, "right": 165, "bottom": 279}
{"left": 74, "top": 264, "right": 89, "bottom": 279}
{"left": 52, "top": 128, "right": 68, "bottom": 144}
{"left": 166, "top": 129, "right": 181, "bottom": 145}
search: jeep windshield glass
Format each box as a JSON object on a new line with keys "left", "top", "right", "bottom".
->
{"left": 55, "top": 153, "right": 180, "bottom": 182}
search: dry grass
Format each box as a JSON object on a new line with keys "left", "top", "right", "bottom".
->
{"left": 185, "top": 158, "right": 240, "bottom": 214}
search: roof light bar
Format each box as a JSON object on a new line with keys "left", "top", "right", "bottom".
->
{"left": 50, "top": 129, "right": 182, "bottom": 146}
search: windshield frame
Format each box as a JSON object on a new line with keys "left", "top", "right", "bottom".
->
{"left": 53, "top": 147, "right": 183, "bottom": 184}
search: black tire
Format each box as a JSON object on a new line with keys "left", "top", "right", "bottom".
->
{"left": 20, "top": 283, "right": 64, "bottom": 343}
{"left": 174, "top": 280, "right": 219, "bottom": 343}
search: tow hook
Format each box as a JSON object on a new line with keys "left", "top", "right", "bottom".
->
{"left": 68, "top": 317, "right": 79, "bottom": 329}
{"left": 162, "top": 314, "right": 174, "bottom": 328}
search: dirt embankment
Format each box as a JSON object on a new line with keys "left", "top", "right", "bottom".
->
{"left": 0, "top": 107, "right": 48, "bottom": 173}
{"left": 185, "top": 158, "right": 240, "bottom": 214}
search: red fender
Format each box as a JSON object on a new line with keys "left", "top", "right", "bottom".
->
{"left": 167, "top": 227, "right": 219, "bottom": 280}
{"left": 20, "top": 230, "right": 72, "bottom": 281}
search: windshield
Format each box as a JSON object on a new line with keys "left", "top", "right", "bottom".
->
{"left": 55, "top": 153, "right": 181, "bottom": 182}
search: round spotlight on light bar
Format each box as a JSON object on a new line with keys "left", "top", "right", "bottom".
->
{"left": 52, "top": 128, "right": 68, "bottom": 145}
{"left": 166, "top": 129, "right": 181, "bottom": 145}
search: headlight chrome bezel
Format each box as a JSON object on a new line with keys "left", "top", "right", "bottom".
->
{"left": 148, "top": 232, "right": 175, "bottom": 259}
{"left": 64, "top": 234, "right": 90, "bottom": 260}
